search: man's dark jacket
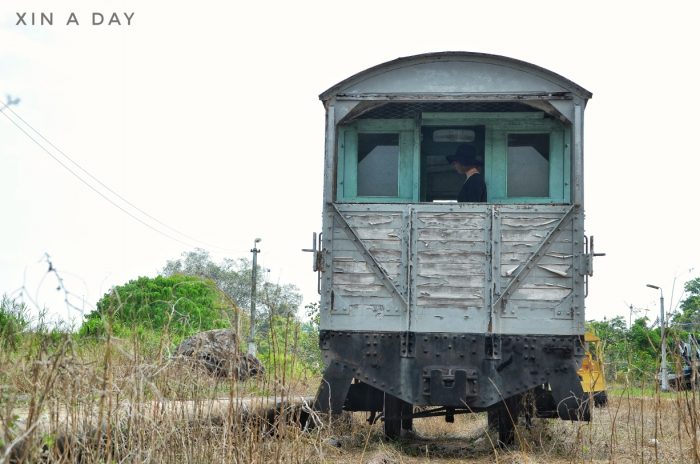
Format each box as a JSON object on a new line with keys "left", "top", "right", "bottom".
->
{"left": 457, "top": 172, "right": 487, "bottom": 202}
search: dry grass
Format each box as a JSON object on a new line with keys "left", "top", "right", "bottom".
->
{"left": 2, "top": 333, "right": 700, "bottom": 463}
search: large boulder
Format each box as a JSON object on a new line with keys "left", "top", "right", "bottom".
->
{"left": 174, "top": 329, "right": 264, "bottom": 380}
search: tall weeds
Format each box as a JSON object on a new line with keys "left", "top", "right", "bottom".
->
{"left": 3, "top": 304, "right": 700, "bottom": 462}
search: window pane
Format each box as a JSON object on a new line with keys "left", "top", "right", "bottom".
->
{"left": 357, "top": 133, "right": 399, "bottom": 196}
{"left": 507, "top": 133, "right": 550, "bottom": 197}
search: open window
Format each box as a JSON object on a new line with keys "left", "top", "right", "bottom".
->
{"left": 335, "top": 108, "right": 570, "bottom": 204}
{"left": 420, "top": 126, "right": 485, "bottom": 202}
{"left": 336, "top": 120, "right": 416, "bottom": 202}
{"left": 357, "top": 133, "right": 399, "bottom": 197}
{"left": 507, "top": 133, "right": 550, "bottom": 197}
{"left": 489, "top": 124, "right": 569, "bottom": 203}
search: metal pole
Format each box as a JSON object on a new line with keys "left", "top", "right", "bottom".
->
{"left": 660, "top": 289, "right": 668, "bottom": 391}
{"left": 648, "top": 284, "right": 669, "bottom": 391}
{"left": 629, "top": 304, "right": 633, "bottom": 328}
{"left": 248, "top": 238, "right": 261, "bottom": 356}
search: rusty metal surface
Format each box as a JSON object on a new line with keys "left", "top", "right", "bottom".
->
{"left": 319, "top": 330, "right": 587, "bottom": 416}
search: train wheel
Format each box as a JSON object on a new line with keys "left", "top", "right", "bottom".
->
{"left": 593, "top": 391, "right": 608, "bottom": 407}
{"left": 487, "top": 395, "right": 521, "bottom": 446}
{"left": 401, "top": 400, "right": 414, "bottom": 432}
{"left": 383, "top": 393, "right": 411, "bottom": 440}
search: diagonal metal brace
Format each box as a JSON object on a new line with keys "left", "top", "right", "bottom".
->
{"left": 491, "top": 204, "right": 577, "bottom": 310}
{"left": 332, "top": 204, "right": 408, "bottom": 310}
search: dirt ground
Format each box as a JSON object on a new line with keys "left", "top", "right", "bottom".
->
{"left": 315, "top": 393, "right": 700, "bottom": 463}
{"left": 5, "top": 349, "right": 700, "bottom": 463}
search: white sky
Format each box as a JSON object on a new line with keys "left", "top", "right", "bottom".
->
{"left": 1, "top": 1, "right": 698, "bottom": 327}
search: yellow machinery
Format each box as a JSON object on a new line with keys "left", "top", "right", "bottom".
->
{"left": 579, "top": 331, "right": 608, "bottom": 406}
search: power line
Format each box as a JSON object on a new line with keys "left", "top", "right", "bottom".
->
{"left": 1, "top": 102, "right": 239, "bottom": 253}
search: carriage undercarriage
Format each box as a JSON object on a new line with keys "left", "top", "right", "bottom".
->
{"left": 314, "top": 330, "right": 590, "bottom": 443}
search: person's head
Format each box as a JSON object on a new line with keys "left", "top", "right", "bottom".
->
{"left": 446, "top": 144, "right": 482, "bottom": 174}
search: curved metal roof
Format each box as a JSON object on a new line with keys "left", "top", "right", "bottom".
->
{"left": 320, "top": 52, "right": 592, "bottom": 102}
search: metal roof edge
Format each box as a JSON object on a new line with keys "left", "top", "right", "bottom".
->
{"left": 319, "top": 51, "right": 592, "bottom": 103}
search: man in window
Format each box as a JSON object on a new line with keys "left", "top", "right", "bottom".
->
{"left": 447, "top": 144, "right": 487, "bottom": 202}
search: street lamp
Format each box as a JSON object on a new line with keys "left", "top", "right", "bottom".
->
{"left": 647, "top": 284, "right": 669, "bottom": 391}
{"left": 248, "top": 238, "right": 261, "bottom": 356}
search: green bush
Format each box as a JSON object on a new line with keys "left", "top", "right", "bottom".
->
{"left": 0, "top": 295, "right": 30, "bottom": 351}
{"left": 79, "top": 275, "right": 232, "bottom": 339}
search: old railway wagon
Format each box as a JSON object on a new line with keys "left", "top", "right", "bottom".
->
{"left": 307, "top": 52, "right": 600, "bottom": 442}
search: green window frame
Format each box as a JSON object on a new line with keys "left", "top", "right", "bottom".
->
{"left": 423, "top": 112, "right": 570, "bottom": 204}
{"left": 335, "top": 113, "right": 571, "bottom": 204}
{"left": 336, "top": 119, "right": 418, "bottom": 202}
{"left": 487, "top": 123, "right": 570, "bottom": 203}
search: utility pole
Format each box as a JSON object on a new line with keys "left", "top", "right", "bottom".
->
{"left": 248, "top": 238, "right": 261, "bottom": 356}
{"left": 629, "top": 304, "right": 633, "bottom": 328}
{"left": 647, "top": 284, "right": 669, "bottom": 391}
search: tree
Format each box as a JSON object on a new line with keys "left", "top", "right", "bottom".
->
{"left": 588, "top": 316, "right": 628, "bottom": 380}
{"left": 162, "top": 249, "right": 303, "bottom": 322}
{"left": 587, "top": 315, "right": 662, "bottom": 382}
{"left": 163, "top": 249, "right": 252, "bottom": 309}
{"left": 626, "top": 317, "right": 660, "bottom": 379}
{"left": 79, "top": 275, "right": 231, "bottom": 338}
{"left": 672, "top": 277, "right": 700, "bottom": 327}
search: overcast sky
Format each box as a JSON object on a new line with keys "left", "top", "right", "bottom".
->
{"left": 1, "top": 1, "right": 698, "bottom": 327}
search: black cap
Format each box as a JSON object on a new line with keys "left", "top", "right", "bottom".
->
{"left": 446, "top": 144, "right": 483, "bottom": 166}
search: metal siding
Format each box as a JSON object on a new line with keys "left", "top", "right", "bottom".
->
{"left": 320, "top": 104, "right": 336, "bottom": 330}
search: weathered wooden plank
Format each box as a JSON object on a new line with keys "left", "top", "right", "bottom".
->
{"left": 417, "top": 250, "right": 486, "bottom": 264}
{"left": 417, "top": 301, "right": 484, "bottom": 310}
{"left": 415, "top": 241, "right": 488, "bottom": 253}
{"left": 332, "top": 259, "right": 401, "bottom": 285}
{"left": 417, "top": 263, "right": 485, "bottom": 274}
{"left": 333, "top": 251, "right": 402, "bottom": 265}
{"left": 417, "top": 228, "right": 485, "bottom": 241}
{"left": 334, "top": 284, "right": 387, "bottom": 297}
{"left": 500, "top": 216, "right": 561, "bottom": 228}
{"left": 333, "top": 260, "right": 401, "bottom": 275}
{"left": 332, "top": 237, "right": 404, "bottom": 252}
{"left": 333, "top": 273, "right": 380, "bottom": 285}
{"left": 333, "top": 294, "right": 396, "bottom": 305}
{"left": 331, "top": 295, "right": 400, "bottom": 315}
{"left": 501, "top": 246, "right": 574, "bottom": 261}
{"left": 510, "top": 285, "right": 572, "bottom": 301}
{"left": 497, "top": 205, "right": 571, "bottom": 215}
{"left": 501, "top": 240, "right": 573, "bottom": 256}
{"left": 416, "top": 274, "right": 484, "bottom": 287}
{"left": 415, "top": 286, "right": 484, "bottom": 299}
{"left": 417, "top": 297, "right": 483, "bottom": 308}
{"left": 500, "top": 263, "right": 572, "bottom": 278}
{"left": 501, "top": 266, "right": 572, "bottom": 282}
{"left": 332, "top": 225, "right": 403, "bottom": 243}
{"left": 501, "top": 227, "right": 573, "bottom": 243}
{"left": 415, "top": 213, "right": 486, "bottom": 229}
{"left": 337, "top": 227, "right": 403, "bottom": 241}
{"left": 332, "top": 260, "right": 370, "bottom": 273}
{"left": 342, "top": 213, "right": 403, "bottom": 229}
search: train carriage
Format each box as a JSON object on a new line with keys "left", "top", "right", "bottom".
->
{"left": 306, "top": 52, "right": 600, "bottom": 443}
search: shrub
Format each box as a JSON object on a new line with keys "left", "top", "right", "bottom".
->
{"left": 79, "top": 275, "right": 232, "bottom": 339}
{"left": 0, "top": 295, "right": 30, "bottom": 351}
